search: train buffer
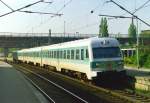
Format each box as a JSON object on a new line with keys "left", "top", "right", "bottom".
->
{"left": 0, "top": 61, "right": 49, "bottom": 103}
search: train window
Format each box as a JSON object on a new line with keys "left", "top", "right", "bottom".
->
{"left": 53, "top": 51, "right": 54, "bottom": 58}
{"left": 46, "top": 51, "right": 48, "bottom": 58}
{"left": 67, "top": 50, "right": 70, "bottom": 59}
{"left": 93, "top": 47, "right": 121, "bottom": 58}
{"left": 50, "top": 51, "right": 51, "bottom": 58}
{"left": 71, "top": 50, "right": 74, "bottom": 59}
{"left": 60, "top": 51, "right": 63, "bottom": 59}
{"left": 46, "top": 51, "right": 48, "bottom": 57}
{"left": 81, "top": 49, "right": 84, "bottom": 60}
{"left": 61, "top": 51, "right": 63, "bottom": 59}
{"left": 43, "top": 51, "right": 45, "bottom": 57}
{"left": 42, "top": 52, "right": 43, "bottom": 57}
{"left": 51, "top": 51, "right": 53, "bottom": 58}
{"left": 48, "top": 51, "right": 50, "bottom": 57}
{"left": 43, "top": 52, "right": 45, "bottom": 57}
{"left": 39, "top": 52, "right": 41, "bottom": 57}
{"left": 64, "top": 50, "right": 66, "bottom": 59}
{"left": 54, "top": 51, "right": 56, "bottom": 58}
{"left": 76, "top": 49, "right": 80, "bottom": 60}
{"left": 57, "top": 51, "right": 59, "bottom": 58}
{"left": 49, "top": 51, "right": 51, "bottom": 57}
{"left": 86, "top": 49, "right": 89, "bottom": 58}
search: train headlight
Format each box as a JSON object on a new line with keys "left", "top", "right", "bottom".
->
{"left": 91, "top": 62, "right": 103, "bottom": 68}
{"left": 95, "top": 63, "right": 100, "bottom": 68}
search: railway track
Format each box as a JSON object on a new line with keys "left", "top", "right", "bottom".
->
{"left": 112, "top": 90, "right": 150, "bottom": 103}
{"left": 22, "top": 74, "right": 55, "bottom": 103}
{"left": 11, "top": 62, "right": 150, "bottom": 103}
{"left": 17, "top": 65, "right": 88, "bottom": 103}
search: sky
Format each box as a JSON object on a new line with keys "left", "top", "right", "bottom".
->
{"left": 0, "top": 0, "right": 150, "bottom": 35}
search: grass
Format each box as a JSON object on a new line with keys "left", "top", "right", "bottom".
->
{"left": 135, "top": 89, "right": 150, "bottom": 97}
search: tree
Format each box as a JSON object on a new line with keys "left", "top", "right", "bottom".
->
{"left": 140, "top": 30, "right": 150, "bottom": 37}
{"left": 128, "top": 20, "right": 136, "bottom": 38}
{"left": 99, "top": 18, "right": 103, "bottom": 37}
{"left": 99, "top": 17, "right": 109, "bottom": 37}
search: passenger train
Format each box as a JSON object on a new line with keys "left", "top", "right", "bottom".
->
{"left": 13, "top": 37, "right": 124, "bottom": 80}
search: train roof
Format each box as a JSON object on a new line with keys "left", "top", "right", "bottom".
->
{"left": 17, "top": 37, "right": 120, "bottom": 52}
{"left": 42, "top": 37, "right": 120, "bottom": 50}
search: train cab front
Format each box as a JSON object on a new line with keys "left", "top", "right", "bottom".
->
{"left": 90, "top": 46, "right": 126, "bottom": 80}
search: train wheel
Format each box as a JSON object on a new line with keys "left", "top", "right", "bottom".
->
{"left": 81, "top": 73, "right": 88, "bottom": 82}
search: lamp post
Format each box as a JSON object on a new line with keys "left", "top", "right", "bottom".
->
{"left": 49, "top": 29, "right": 51, "bottom": 44}
{"left": 136, "top": 18, "right": 139, "bottom": 69}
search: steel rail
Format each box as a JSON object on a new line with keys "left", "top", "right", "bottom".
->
{"left": 22, "top": 72, "right": 56, "bottom": 103}
{"left": 19, "top": 66, "right": 89, "bottom": 103}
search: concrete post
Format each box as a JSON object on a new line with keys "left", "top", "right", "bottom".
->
{"left": 48, "top": 29, "right": 51, "bottom": 44}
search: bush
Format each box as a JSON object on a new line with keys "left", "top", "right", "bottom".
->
{"left": 124, "top": 52, "right": 149, "bottom": 68}
{"left": 139, "top": 53, "right": 148, "bottom": 67}
{"left": 144, "top": 54, "right": 150, "bottom": 68}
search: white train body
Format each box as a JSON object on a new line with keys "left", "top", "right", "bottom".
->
{"left": 14, "top": 37, "right": 124, "bottom": 80}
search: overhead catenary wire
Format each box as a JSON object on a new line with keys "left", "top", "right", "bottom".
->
{"left": 0, "top": 0, "right": 14, "bottom": 11}
{"left": 107, "top": 0, "right": 150, "bottom": 22}
{"left": 26, "top": 0, "right": 74, "bottom": 33}
{"left": 19, "top": 10, "right": 63, "bottom": 16}
{"left": 99, "top": 14, "right": 134, "bottom": 19}
{"left": 108, "top": 0, "right": 150, "bottom": 27}
{"left": 122, "top": 0, "right": 150, "bottom": 16}
{"left": 0, "top": 0, "right": 43, "bottom": 18}
{"left": 133, "top": 0, "right": 150, "bottom": 14}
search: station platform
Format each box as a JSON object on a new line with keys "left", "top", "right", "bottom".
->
{"left": 0, "top": 61, "right": 49, "bottom": 103}
{"left": 125, "top": 66, "right": 150, "bottom": 77}
{"left": 125, "top": 66, "right": 150, "bottom": 91}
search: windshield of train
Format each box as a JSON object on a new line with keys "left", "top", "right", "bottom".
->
{"left": 93, "top": 47, "right": 121, "bottom": 59}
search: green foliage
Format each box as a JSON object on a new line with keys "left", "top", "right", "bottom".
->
{"left": 124, "top": 51, "right": 150, "bottom": 69}
{"left": 0, "top": 48, "right": 4, "bottom": 52}
{"left": 9, "top": 48, "right": 19, "bottom": 52}
{"left": 128, "top": 22, "right": 136, "bottom": 38}
{"left": 140, "top": 30, "right": 150, "bottom": 37}
{"left": 124, "top": 57, "right": 134, "bottom": 64}
{"left": 144, "top": 55, "right": 150, "bottom": 68}
{"left": 139, "top": 53, "right": 148, "bottom": 67}
{"left": 99, "top": 17, "right": 109, "bottom": 37}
